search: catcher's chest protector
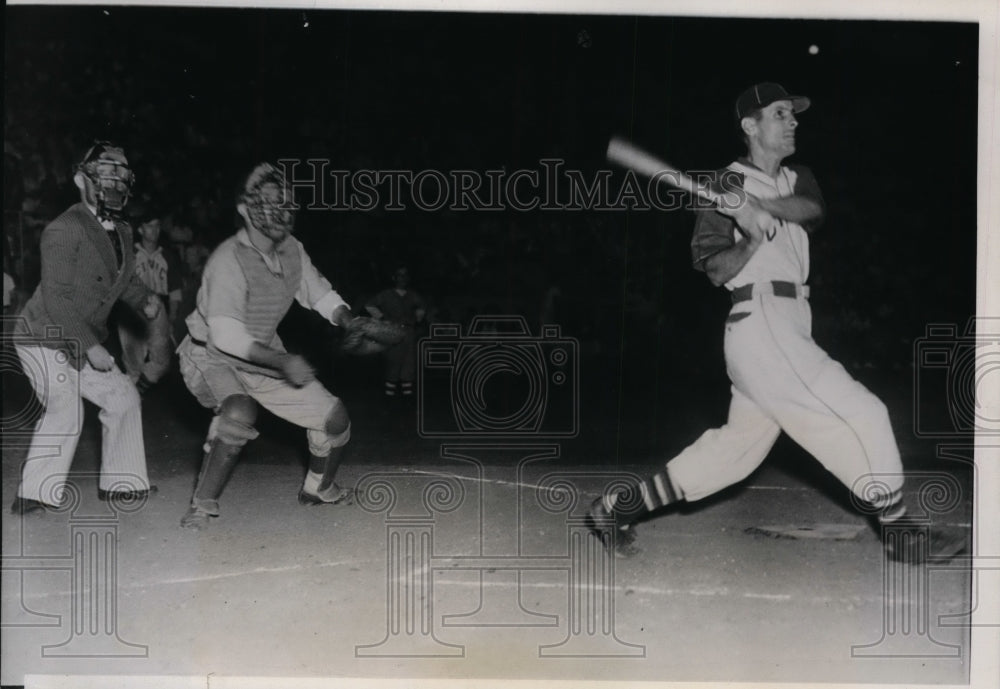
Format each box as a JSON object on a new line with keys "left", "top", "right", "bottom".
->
{"left": 233, "top": 240, "right": 303, "bottom": 343}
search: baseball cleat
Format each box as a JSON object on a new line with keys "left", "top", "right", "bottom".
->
{"left": 180, "top": 497, "right": 220, "bottom": 530}
{"left": 298, "top": 482, "right": 354, "bottom": 506}
{"left": 882, "top": 522, "right": 969, "bottom": 565}
{"left": 586, "top": 498, "right": 641, "bottom": 559}
{"left": 180, "top": 505, "right": 214, "bottom": 530}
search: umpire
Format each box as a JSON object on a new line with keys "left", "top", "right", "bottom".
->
{"left": 11, "top": 142, "right": 159, "bottom": 514}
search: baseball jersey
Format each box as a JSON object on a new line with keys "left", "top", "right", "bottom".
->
{"left": 690, "top": 158, "right": 824, "bottom": 289}
{"left": 185, "top": 229, "right": 347, "bottom": 358}
{"left": 366, "top": 288, "right": 426, "bottom": 326}
{"left": 133, "top": 243, "right": 182, "bottom": 299}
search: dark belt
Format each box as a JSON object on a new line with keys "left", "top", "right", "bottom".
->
{"left": 731, "top": 280, "right": 807, "bottom": 304}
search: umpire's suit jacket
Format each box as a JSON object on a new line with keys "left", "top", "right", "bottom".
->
{"left": 19, "top": 202, "right": 151, "bottom": 369}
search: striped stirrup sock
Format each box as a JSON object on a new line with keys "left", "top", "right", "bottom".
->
{"left": 603, "top": 470, "right": 683, "bottom": 528}
{"left": 877, "top": 488, "right": 908, "bottom": 524}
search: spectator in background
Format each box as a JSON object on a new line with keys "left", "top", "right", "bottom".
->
{"left": 118, "top": 203, "right": 183, "bottom": 394}
{"left": 365, "top": 265, "right": 426, "bottom": 398}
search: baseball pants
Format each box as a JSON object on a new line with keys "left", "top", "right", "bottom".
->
{"left": 178, "top": 338, "right": 347, "bottom": 456}
{"left": 14, "top": 344, "right": 150, "bottom": 504}
{"left": 383, "top": 328, "right": 417, "bottom": 384}
{"left": 666, "top": 290, "right": 904, "bottom": 505}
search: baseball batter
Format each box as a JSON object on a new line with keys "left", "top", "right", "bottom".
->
{"left": 178, "top": 162, "right": 383, "bottom": 530}
{"left": 588, "top": 83, "right": 966, "bottom": 564}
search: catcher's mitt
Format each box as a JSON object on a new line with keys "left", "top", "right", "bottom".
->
{"left": 339, "top": 317, "right": 407, "bottom": 356}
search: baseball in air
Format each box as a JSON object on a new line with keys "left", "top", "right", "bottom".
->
{"left": 808, "top": 44, "right": 820, "bottom": 55}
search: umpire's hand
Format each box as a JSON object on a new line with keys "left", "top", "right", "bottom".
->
{"left": 86, "top": 344, "right": 116, "bottom": 371}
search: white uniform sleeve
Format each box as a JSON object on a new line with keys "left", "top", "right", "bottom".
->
{"left": 202, "top": 246, "right": 255, "bottom": 358}
{"left": 207, "top": 316, "right": 255, "bottom": 359}
{"left": 294, "top": 241, "right": 350, "bottom": 324}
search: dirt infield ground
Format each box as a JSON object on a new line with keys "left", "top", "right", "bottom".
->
{"left": 1, "top": 354, "right": 975, "bottom": 686}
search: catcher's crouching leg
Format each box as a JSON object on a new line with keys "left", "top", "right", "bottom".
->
{"left": 299, "top": 402, "right": 353, "bottom": 506}
{"left": 181, "top": 395, "right": 260, "bottom": 530}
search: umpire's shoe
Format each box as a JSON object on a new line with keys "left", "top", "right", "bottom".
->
{"left": 881, "top": 519, "right": 969, "bottom": 565}
{"left": 10, "top": 497, "right": 54, "bottom": 515}
{"left": 98, "top": 485, "right": 158, "bottom": 504}
{"left": 586, "top": 497, "right": 641, "bottom": 559}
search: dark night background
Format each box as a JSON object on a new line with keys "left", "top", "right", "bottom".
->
{"left": 3, "top": 6, "right": 979, "bottom": 458}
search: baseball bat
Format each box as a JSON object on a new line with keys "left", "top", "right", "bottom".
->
{"left": 605, "top": 136, "right": 731, "bottom": 208}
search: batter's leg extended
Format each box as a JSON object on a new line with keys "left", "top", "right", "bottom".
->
{"left": 590, "top": 387, "right": 781, "bottom": 557}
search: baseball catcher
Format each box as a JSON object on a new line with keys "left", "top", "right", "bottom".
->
{"left": 177, "top": 162, "right": 381, "bottom": 530}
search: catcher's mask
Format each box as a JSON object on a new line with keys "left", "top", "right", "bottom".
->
{"left": 241, "top": 163, "right": 296, "bottom": 238}
{"left": 77, "top": 141, "right": 134, "bottom": 221}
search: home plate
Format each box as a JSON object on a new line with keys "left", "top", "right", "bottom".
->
{"left": 745, "top": 523, "right": 867, "bottom": 540}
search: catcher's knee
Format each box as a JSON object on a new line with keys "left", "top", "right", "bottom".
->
{"left": 307, "top": 403, "right": 351, "bottom": 456}
{"left": 209, "top": 394, "right": 260, "bottom": 447}
{"left": 308, "top": 423, "right": 350, "bottom": 456}
{"left": 325, "top": 401, "right": 350, "bottom": 437}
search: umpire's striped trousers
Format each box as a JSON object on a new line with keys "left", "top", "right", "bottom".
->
{"left": 14, "top": 344, "right": 150, "bottom": 505}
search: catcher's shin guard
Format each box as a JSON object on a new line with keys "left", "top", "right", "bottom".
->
{"left": 180, "top": 439, "right": 244, "bottom": 529}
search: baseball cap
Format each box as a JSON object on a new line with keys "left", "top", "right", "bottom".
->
{"left": 735, "top": 83, "right": 810, "bottom": 120}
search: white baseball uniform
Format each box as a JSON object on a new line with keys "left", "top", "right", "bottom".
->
{"left": 665, "top": 158, "right": 904, "bottom": 507}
